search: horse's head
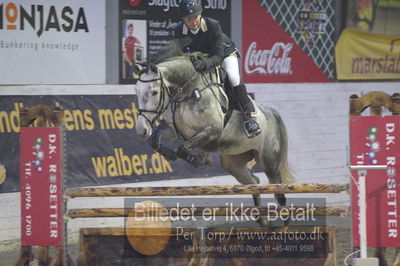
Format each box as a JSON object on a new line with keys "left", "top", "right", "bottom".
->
{"left": 134, "top": 56, "right": 199, "bottom": 140}
{"left": 135, "top": 63, "right": 165, "bottom": 140}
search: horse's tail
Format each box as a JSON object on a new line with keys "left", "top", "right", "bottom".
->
{"left": 271, "top": 109, "right": 294, "bottom": 184}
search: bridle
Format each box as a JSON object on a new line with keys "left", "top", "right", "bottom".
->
{"left": 137, "top": 66, "right": 171, "bottom": 128}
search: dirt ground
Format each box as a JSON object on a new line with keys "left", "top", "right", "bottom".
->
{"left": 332, "top": 215, "right": 399, "bottom": 266}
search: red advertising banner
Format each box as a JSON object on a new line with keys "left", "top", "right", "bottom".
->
{"left": 350, "top": 116, "right": 400, "bottom": 247}
{"left": 242, "top": 0, "right": 331, "bottom": 83}
{"left": 20, "top": 127, "right": 63, "bottom": 246}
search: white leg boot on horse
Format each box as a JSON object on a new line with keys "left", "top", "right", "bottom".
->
{"left": 233, "top": 84, "right": 261, "bottom": 138}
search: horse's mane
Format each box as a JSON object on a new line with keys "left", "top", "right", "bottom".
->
{"left": 158, "top": 55, "right": 208, "bottom": 88}
{"left": 149, "top": 37, "right": 190, "bottom": 64}
{"left": 148, "top": 37, "right": 209, "bottom": 87}
{"left": 159, "top": 56, "right": 197, "bottom": 87}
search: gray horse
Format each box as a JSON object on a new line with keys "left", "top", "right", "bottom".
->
{"left": 134, "top": 55, "right": 293, "bottom": 216}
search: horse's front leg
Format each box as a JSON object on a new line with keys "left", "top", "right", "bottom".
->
{"left": 148, "top": 120, "right": 178, "bottom": 161}
{"left": 176, "top": 125, "right": 220, "bottom": 167}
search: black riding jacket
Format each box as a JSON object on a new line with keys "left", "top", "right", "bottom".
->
{"left": 174, "top": 17, "right": 236, "bottom": 68}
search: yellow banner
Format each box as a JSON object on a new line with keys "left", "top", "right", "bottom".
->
{"left": 335, "top": 29, "right": 400, "bottom": 80}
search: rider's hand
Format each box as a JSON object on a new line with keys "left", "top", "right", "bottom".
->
{"left": 193, "top": 59, "right": 207, "bottom": 72}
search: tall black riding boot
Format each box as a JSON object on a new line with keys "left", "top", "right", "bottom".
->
{"left": 234, "top": 84, "right": 261, "bottom": 138}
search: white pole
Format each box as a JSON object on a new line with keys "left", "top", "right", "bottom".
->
{"left": 350, "top": 165, "right": 387, "bottom": 259}
{"left": 350, "top": 165, "right": 387, "bottom": 171}
{"left": 358, "top": 170, "right": 367, "bottom": 259}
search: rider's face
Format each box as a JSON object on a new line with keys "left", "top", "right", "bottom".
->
{"left": 183, "top": 15, "right": 201, "bottom": 31}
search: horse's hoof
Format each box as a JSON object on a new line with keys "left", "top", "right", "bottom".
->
{"left": 176, "top": 145, "right": 189, "bottom": 160}
{"left": 162, "top": 153, "right": 177, "bottom": 161}
{"left": 148, "top": 137, "right": 160, "bottom": 150}
{"left": 177, "top": 146, "right": 203, "bottom": 167}
{"left": 198, "top": 153, "right": 212, "bottom": 165}
{"left": 158, "top": 146, "right": 177, "bottom": 161}
{"left": 188, "top": 156, "right": 201, "bottom": 167}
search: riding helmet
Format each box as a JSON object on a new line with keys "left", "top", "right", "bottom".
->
{"left": 179, "top": 0, "right": 203, "bottom": 19}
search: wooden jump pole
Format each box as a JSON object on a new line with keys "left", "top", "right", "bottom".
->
{"left": 65, "top": 183, "right": 349, "bottom": 198}
{"left": 67, "top": 206, "right": 350, "bottom": 218}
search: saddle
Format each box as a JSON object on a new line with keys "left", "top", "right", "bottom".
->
{"left": 206, "top": 65, "right": 248, "bottom": 115}
{"left": 190, "top": 53, "right": 258, "bottom": 119}
{"left": 189, "top": 54, "right": 231, "bottom": 112}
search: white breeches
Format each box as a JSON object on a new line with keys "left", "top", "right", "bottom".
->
{"left": 222, "top": 55, "right": 241, "bottom": 87}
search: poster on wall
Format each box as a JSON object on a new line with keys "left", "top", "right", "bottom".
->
{"left": 350, "top": 116, "right": 400, "bottom": 247}
{"left": 0, "top": 0, "right": 106, "bottom": 84}
{"left": 20, "top": 127, "right": 63, "bottom": 246}
{"left": 119, "top": 0, "right": 231, "bottom": 84}
{"left": 242, "top": 0, "right": 334, "bottom": 83}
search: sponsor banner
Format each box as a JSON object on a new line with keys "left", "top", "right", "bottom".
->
{"left": 0, "top": 0, "right": 106, "bottom": 84}
{"left": 119, "top": 0, "right": 231, "bottom": 84}
{"left": 242, "top": 0, "right": 333, "bottom": 83}
{"left": 350, "top": 116, "right": 400, "bottom": 247}
{"left": 0, "top": 94, "right": 236, "bottom": 194}
{"left": 336, "top": 29, "right": 400, "bottom": 80}
{"left": 20, "top": 127, "right": 63, "bottom": 246}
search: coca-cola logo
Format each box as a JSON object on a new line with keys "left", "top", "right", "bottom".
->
{"left": 245, "top": 42, "right": 293, "bottom": 75}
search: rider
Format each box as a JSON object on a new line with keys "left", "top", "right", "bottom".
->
{"left": 174, "top": 0, "right": 261, "bottom": 138}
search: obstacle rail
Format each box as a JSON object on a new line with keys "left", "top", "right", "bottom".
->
{"left": 64, "top": 183, "right": 348, "bottom": 265}
{"left": 65, "top": 183, "right": 349, "bottom": 198}
{"left": 67, "top": 206, "right": 350, "bottom": 218}
{"left": 65, "top": 183, "right": 349, "bottom": 219}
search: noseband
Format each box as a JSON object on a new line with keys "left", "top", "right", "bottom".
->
{"left": 137, "top": 66, "right": 171, "bottom": 127}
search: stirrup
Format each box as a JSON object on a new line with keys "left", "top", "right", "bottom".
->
{"left": 244, "top": 118, "right": 261, "bottom": 138}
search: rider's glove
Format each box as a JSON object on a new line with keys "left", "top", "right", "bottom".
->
{"left": 193, "top": 59, "right": 207, "bottom": 72}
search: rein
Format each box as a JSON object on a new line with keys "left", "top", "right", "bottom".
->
{"left": 137, "top": 69, "right": 170, "bottom": 127}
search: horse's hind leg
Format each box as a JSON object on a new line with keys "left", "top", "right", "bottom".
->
{"left": 220, "top": 152, "right": 261, "bottom": 207}
{"left": 221, "top": 152, "right": 273, "bottom": 226}
{"left": 260, "top": 157, "right": 286, "bottom": 207}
